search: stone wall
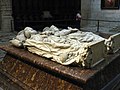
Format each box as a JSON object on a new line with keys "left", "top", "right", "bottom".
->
{"left": 90, "top": 0, "right": 120, "bottom": 27}
{"left": 80, "top": 0, "right": 120, "bottom": 31}
{"left": 81, "top": 0, "right": 91, "bottom": 27}
{"left": 90, "top": 0, "right": 120, "bottom": 21}
{"left": 0, "top": 0, "right": 13, "bottom": 31}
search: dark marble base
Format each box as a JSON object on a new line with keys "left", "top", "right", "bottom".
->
{"left": 0, "top": 45, "right": 120, "bottom": 90}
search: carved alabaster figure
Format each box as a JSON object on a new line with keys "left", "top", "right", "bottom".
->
{"left": 16, "top": 25, "right": 105, "bottom": 67}
{"left": 10, "top": 25, "right": 120, "bottom": 67}
{"left": 10, "top": 27, "right": 37, "bottom": 47}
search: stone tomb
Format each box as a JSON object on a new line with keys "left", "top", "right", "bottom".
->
{"left": 0, "top": 44, "right": 120, "bottom": 90}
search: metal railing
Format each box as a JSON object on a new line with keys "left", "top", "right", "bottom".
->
{"left": 81, "top": 18, "right": 120, "bottom": 32}
{"left": 11, "top": 18, "right": 120, "bottom": 32}
{"left": 11, "top": 19, "right": 77, "bottom": 31}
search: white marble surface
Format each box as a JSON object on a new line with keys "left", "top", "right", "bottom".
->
{"left": 10, "top": 26, "right": 106, "bottom": 67}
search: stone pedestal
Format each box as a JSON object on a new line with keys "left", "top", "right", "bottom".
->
{"left": 0, "top": 0, "right": 13, "bottom": 31}
{"left": 0, "top": 45, "right": 120, "bottom": 90}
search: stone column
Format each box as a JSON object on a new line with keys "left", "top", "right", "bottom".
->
{"left": 0, "top": 0, "right": 13, "bottom": 31}
{"left": 81, "top": 0, "right": 91, "bottom": 27}
{"left": 0, "top": 1, "right": 1, "bottom": 30}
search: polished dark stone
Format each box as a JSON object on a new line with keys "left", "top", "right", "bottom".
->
{"left": 0, "top": 45, "right": 120, "bottom": 90}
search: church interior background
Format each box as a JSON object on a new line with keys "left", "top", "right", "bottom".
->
{"left": 0, "top": 0, "right": 120, "bottom": 33}
{"left": 0, "top": 0, "right": 120, "bottom": 89}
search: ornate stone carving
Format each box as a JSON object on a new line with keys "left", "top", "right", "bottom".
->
{"left": 10, "top": 26, "right": 107, "bottom": 67}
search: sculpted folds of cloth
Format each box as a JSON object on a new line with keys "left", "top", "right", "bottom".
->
{"left": 10, "top": 25, "right": 120, "bottom": 67}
